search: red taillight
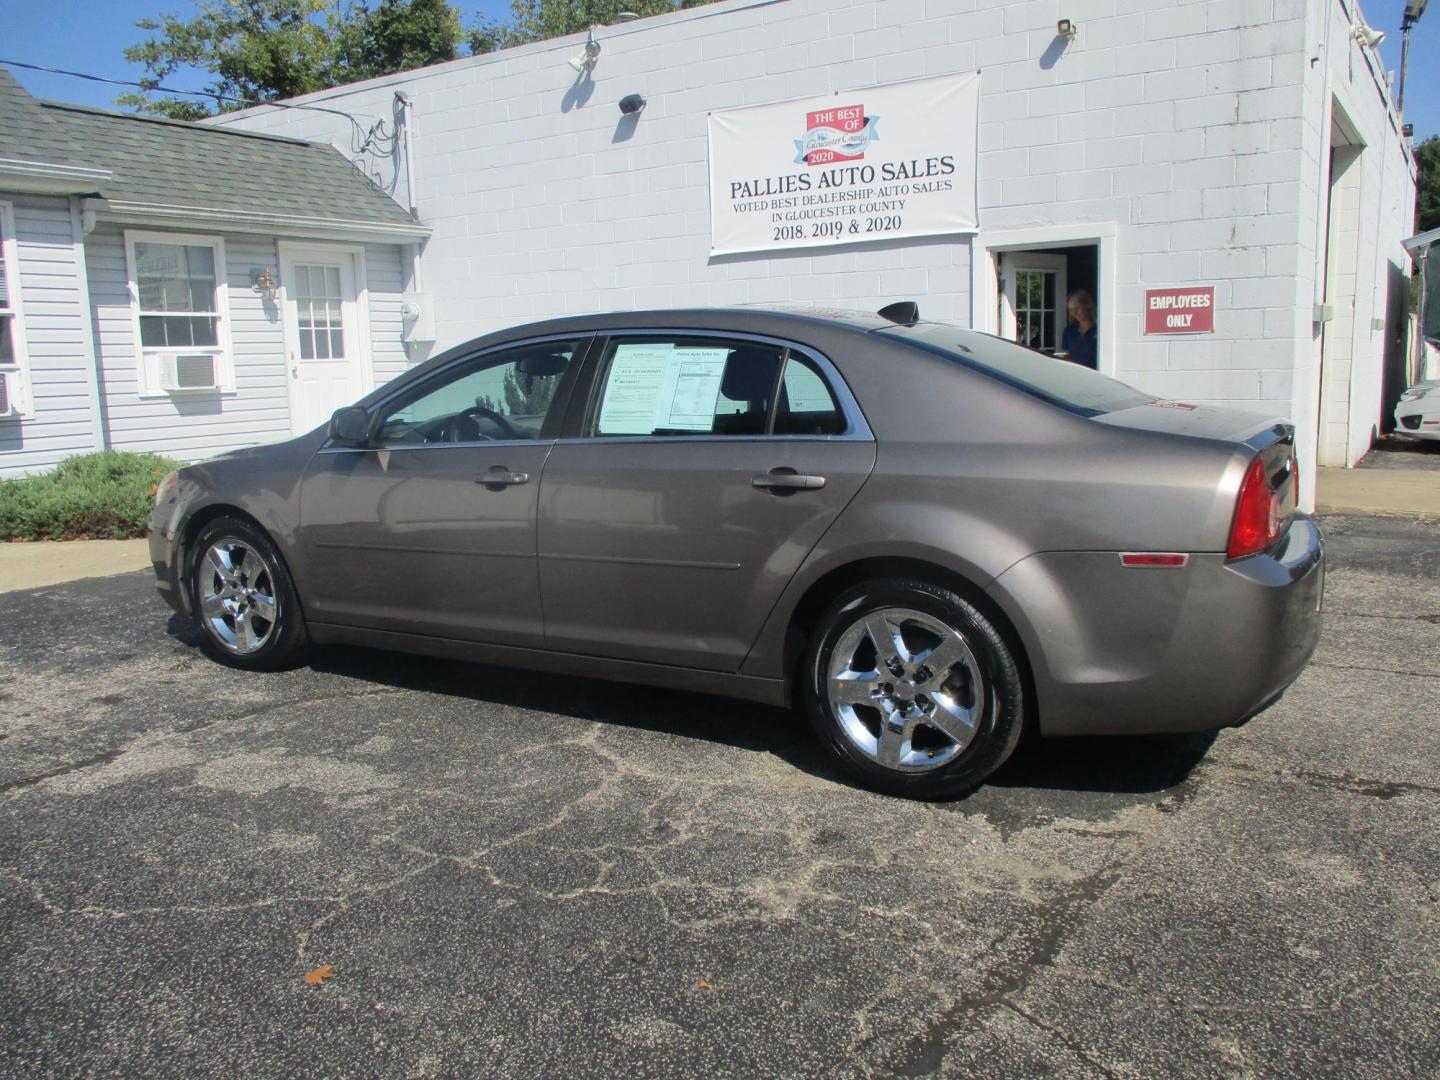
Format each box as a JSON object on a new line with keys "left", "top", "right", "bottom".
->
{"left": 1227, "top": 455, "right": 1280, "bottom": 559}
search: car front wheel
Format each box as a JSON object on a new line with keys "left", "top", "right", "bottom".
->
{"left": 803, "top": 578, "right": 1025, "bottom": 799}
{"left": 190, "top": 516, "right": 307, "bottom": 671}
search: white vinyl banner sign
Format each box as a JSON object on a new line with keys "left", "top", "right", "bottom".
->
{"left": 707, "top": 73, "right": 980, "bottom": 257}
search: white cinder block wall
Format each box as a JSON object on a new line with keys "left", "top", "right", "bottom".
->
{"left": 215, "top": 0, "right": 1416, "bottom": 497}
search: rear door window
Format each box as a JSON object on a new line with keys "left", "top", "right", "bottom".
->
{"left": 589, "top": 337, "right": 785, "bottom": 437}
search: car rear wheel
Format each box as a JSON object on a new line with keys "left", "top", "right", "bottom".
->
{"left": 803, "top": 579, "right": 1024, "bottom": 799}
{"left": 190, "top": 516, "right": 307, "bottom": 671}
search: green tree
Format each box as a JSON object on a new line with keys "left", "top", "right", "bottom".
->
{"left": 122, "top": 0, "right": 725, "bottom": 118}
{"left": 1416, "top": 135, "right": 1440, "bottom": 235}
{"left": 120, "top": 0, "right": 465, "bottom": 118}
{"left": 335, "top": 0, "right": 464, "bottom": 82}
{"left": 499, "top": 0, "right": 717, "bottom": 47}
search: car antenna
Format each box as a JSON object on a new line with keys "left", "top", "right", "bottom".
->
{"left": 878, "top": 301, "right": 920, "bottom": 326}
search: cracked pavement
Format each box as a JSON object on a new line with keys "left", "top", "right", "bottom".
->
{"left": 1, "top": 512, "right": 1438, "bottom": 1077}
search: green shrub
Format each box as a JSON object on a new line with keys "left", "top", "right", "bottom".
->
{"left": 0, "top": 451, "right": 184, "bottom": 541}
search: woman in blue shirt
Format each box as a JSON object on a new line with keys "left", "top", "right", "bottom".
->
{"left": 1061, "top": 290, "right": 1097, "bottom": 369}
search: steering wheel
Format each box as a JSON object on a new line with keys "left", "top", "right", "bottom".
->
{"left": 445, "top": 405, "right": 518, "bottom": 442}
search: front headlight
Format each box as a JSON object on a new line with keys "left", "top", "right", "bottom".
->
{"left": 154, "top": 470, "right": 179, "bottom": 507}
{"left": 1399, "top": 387, "right": 1430, "bottom": 402}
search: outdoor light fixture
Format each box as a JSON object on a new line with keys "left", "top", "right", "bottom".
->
{"left": 618, "top": 93, "right": 646, "bottom": 116}
{"left": 568, "top": 31, "right": 602, "bottom": 73}
{"left": 1352, "top": 22, "right": 1385, "bottom": 49}
{"left": 251, "top": 266, "right": 278, "bottom": 300}
{"left": 1057, "top": 18, "right": 1077, "bottom": 39}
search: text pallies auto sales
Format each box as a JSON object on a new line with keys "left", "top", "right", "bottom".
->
{"left": 730, "top": 157, "right": 957, "bottom": 218}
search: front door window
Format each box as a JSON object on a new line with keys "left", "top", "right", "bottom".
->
{"left": 375, "top": 340, "right": 578, "bottom": 445}
{"left": 293, "top": 264, "right": 346, "bottom": 360}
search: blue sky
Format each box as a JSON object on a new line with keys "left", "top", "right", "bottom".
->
{"left": 4, "top": 0, "right": 1437, "bottom": 140}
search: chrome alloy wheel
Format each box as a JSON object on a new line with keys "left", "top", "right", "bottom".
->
{"left": 197, "top": 538, "right": 280, "bottom": 655}
{"left": 826, "top": 607, "right": 987, "bottom": 772}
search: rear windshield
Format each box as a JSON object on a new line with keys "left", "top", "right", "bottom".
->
{"left": 876, "top": 322, "right": 1154, "bottom": 416}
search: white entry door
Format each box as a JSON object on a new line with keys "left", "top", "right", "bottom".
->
{"left": 280, "top": 246, "right": 369, "bottom": 435}
{"left": 998, "top": 252, "right": 1068, "bottom": 355}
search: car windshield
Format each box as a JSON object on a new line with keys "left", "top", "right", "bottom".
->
{"left": 876, "top": 321, "right": 1154, "bottom": 416}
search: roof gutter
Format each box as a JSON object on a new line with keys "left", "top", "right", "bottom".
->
{"left": 90, "top": 198, "right": 431, "bottom": 244}
{"left": 1403, "top": 225, "right": 1440, "bottom": 256}
{"left": 0, "top": 157, "right": 112, "bottom": 195}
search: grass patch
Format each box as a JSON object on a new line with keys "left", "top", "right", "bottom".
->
{"left": 0, "top": 452, "right": 183, "bottom": 541}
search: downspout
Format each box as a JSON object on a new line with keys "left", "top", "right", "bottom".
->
{"left": 69, "top": 196, "right": 108, "bottom": 451}
{"left": 397, "top": 91, "right": 419, "bottom": 221}
{"left": 396, "top": 90, "right": 427, "bottom": 360}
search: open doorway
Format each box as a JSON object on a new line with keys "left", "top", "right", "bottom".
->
{"left": 997, "top": 245, "right": 1099, "bottom": 366}
{"left": 973, "top": 225, "right": 1113, "bottom": 374}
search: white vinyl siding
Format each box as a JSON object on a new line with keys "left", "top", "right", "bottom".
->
{"left": 0, "top": 201, "right": 32, "bottom": 419}
{"left": 364, "top": 243, "right": 409, "bottom": 387}
{"left": 0, "top": 196, "right": 100, "bottom": 478}
{"left": 84, "top": 227, "right": 408, "bottom": 464}
{"left": 0, "top": 214, "right": 408, "bottom": 477}
{"left": 89, "top": 226, "right": 291, "bottom": 460}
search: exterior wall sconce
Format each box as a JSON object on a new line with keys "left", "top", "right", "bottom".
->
{"left": 569, "top": 33, "right": 601, "bottom": 73}
{"left": 1352, "top": 23, "right": 1385, "bottom": 49}
{"left": 1057, "top": 18, "right": 1077, "bottom": 39}
{"left": 251, "top": 266, "right": 279, "bottom": 300}
{"left": 619, "top": 93, "right": 647, "bottom": 116}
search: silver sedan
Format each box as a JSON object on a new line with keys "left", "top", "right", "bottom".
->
{"left": 150, "top": 306, "right": 1323, "bottom": 799}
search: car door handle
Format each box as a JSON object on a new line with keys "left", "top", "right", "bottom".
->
{"left": 752, "top": 469, "right": 826, "bottom": 492}
{"left": 475, "top": 468, "right": 529, "bottom": 486}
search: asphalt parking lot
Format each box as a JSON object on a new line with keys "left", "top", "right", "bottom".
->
{"left": 2, "top": 512, "right": 1437, "bottom": 1077}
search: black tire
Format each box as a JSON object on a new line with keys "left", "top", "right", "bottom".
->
{"left": 802, "top": 578, "right": 1024, "bottom": 800}
{"left": 189, "top": 516, "right": 308, "bottom": 671}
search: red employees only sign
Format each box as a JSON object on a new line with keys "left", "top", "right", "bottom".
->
{"left": 1144, "top": 286, "right": 1216, "bottom": 335}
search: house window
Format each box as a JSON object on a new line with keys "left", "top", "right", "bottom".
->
{"left": 125, "top": 231, "right": 232, "bottom": 395}
{"left": 0, "top": 202, "right": 31, "bottom": 419}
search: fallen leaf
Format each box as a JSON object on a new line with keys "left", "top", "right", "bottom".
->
{"left": 697, "top": 978, "right": 712, "bottom": 992}
{"left": 303, "top": 964, "right": 334, "bottom": 986}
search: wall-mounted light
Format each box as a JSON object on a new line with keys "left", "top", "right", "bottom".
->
{"left": 251, "top": 266, "right": 278, "bottom": 300}
{"left": 568, "top": 31, "right": 601, "bottom": 73}
{"left": 1057, "top": 18, "right": 1077, "bottom": 39}
{"left": 619, "top": 93, "right": 647, "bottom": 116}
{"left": 1352, "top": 22, "right": 1385, "bottom": 49}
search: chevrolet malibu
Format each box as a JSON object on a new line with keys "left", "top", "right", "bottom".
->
{"left": 150, "top": 306, "right": 1323, "bottom": 799}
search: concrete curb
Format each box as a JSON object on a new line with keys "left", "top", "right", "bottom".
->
{"left": 0, "top": 538, "right": 151, "bottom": 594}
{"left": 1314, "top": 468, "right": 1440, "bottom": 520}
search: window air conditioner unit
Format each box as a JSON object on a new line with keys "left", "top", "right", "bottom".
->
{"left": 0, "top": 371, "right": 17, "bottom": 417}
{"left": 159, "top": 353, "right": 219, "bottom": 391}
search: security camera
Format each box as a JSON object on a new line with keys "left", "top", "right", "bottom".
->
{"left": 619, "top": 93, "right": 647, "bottom": 115}
{"left": 568, "top": 38, "right": 601, "bottom": 72}
{"left": 1352, "top": 23, "right": 1385, "bottom": 48}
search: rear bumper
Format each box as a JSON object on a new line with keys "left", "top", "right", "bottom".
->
{"left": 990, "top": 514, "right": 1324, "bottom": 737}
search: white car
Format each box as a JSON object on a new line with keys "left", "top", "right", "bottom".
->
{"left": 1395, "top": 380, "right": 1440, "bottom": 441}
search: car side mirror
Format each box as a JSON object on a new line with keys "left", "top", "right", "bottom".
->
{"left": 328, "top": 406, "right": 370, "bottom": 446}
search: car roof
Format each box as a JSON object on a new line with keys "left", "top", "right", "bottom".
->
{"left": 486, "top": 305, "right": 899, "bottom": 341}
